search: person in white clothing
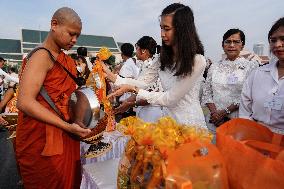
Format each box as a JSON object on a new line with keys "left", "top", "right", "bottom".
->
{"left": 0, "top": 57, "right": 19, "bottom": 100}
{"left": 0, "top": 68, "right": 19, "bottom": 86}
{"left": 118, "top": 43, "right": 139, "bottom": 80}
{"left": 114, "top": 43, "right": 139, "bottom": 119}
{"left": 202, "top": 29, "right": 258, "bottom": 138}
{"left": 113, "top": 36, "right": 166, "bottom": 122}
{"left": 104, "top": 3, "right": 207, "bottom": 128}
{"left": 118, "top": 43, "right": 139, "bottom": 103}
{"left": 239, "top": 17, "right": 284, "bottom": 134}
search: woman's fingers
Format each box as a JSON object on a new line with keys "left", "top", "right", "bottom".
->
{"left": 107, "top": 85, "right": 134, "bottom": 99}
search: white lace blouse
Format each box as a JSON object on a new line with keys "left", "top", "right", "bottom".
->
{"left": 115, "top": 54, "right": 207, "bottom": 128}
{"left": 202, "top": 57, "right": 258, "bottom": 117}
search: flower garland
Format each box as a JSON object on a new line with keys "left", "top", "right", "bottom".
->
{"left": 117, "top": 116, "right": 213, "bottom": 152}
{"left": 91, "top": 47, "right": 115, "bottom": 131}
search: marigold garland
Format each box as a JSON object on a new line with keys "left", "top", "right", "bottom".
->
{"left": 91, "top": 47, "right": 115, "bottom": 131}
{"left": 117, "top": 116, "right": 213, "bottom": 151}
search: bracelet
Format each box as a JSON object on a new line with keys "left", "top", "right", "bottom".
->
{"left": 224, "top": 108, "right": 231, "bottom": 114}
{"left": 134, "top": 100, "right": 138, "bottom": 108}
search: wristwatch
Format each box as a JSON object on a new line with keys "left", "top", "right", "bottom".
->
{"left": 233, "top": 102, "right": 240, "bottom": 106}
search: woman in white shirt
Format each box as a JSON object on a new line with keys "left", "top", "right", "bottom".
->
{"left": 114, "top": 36, "right": 165, "bottom": 122}
{"left": 104, "top": 3, "right": 207, "bottom": 128}
{"left": 240, "top": 17, "right": 284, "bottom": 134}
{"left": 118, "top": 43, "right": 139, "bottom": 103}
{"left": 202, "top": 29, "right": 258, "bottom": 136}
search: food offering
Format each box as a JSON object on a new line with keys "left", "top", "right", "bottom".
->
{"left": 117, "top": 116, "right": 228, "bottom": 189}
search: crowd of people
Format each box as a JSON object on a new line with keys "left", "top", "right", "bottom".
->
{"left": 0, "top": 2, "right": 283, "bottom": 189}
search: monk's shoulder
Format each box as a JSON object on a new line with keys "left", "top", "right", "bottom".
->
{"left": 27, "top": 49, "right": 54, "bottom": 70}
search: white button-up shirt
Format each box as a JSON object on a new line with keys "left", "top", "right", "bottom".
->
{"left": 118, "top": 58, "right": 139, "bottom": 102}
{"left": 239, "top": 59, "right": 284, "bottom": 134}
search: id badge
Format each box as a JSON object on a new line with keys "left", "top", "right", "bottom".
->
{"left": 227, "top": 74, "right": 238, "bottom": 84}
{"left": 264, "top": 97, "right": 273, "bottom": 108}
{"left": 264, "top": 97, "right": 283, "bottom": 110}
{"left": 272, "top": 97, "right": 283, "bottom": 110}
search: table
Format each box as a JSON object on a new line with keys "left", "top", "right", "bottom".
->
{"left": 80, "top": 130, "right": 129, "bottom": 165}
{"left": 80, "top": 131, "right": 129, "bottom": 189}
{"left": 80, "top": 158, "right": 120, "bottom": 189}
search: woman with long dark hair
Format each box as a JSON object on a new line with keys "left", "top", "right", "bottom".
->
{"left": 104, "top": 3, "right": 207, "bottom": 127}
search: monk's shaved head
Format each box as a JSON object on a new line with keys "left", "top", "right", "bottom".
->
{"left": 52, "top": 7, "right": 82, "bottom": 26}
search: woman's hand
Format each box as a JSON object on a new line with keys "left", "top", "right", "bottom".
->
{"left": 67, "top": 123, "right": 91, "bottom": 138}
{"left": 107, "top": 84, "right": 137, "bottom": 99}
{"left": 101, "top": 62, "right": 117, "bottom": 82}
{"left": 210, "top": 110, "right": 227, "bottom": 126}
{"left": 114, "top": 101, "right": 134, "bottom": 114}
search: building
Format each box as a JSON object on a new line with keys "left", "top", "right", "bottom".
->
{"left": 253, "top": 43, "right": 265, "bottom": 56}
{"left": 0, "top": 29, "right": 122, "bottom": 67}
{"left": 0, "top": 38, "right": 22, "bottom": 65}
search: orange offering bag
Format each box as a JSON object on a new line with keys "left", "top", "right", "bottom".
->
{"left": 166, "top": 141, "right": 229, "bottom": 189}
{"left": 216, "top": 118, "right": 284, "bottom": 189}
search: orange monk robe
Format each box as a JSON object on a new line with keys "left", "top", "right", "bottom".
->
{"left": 16, "top": 52, "right": 81, "bottom": 189}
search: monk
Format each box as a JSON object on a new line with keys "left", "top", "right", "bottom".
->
{"left": 16, "top": 7, "right": 91, "bottom": 189}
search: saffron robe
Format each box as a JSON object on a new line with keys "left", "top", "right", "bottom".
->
{"left": 16, "top": 51, "right": 81, "bottom": 189}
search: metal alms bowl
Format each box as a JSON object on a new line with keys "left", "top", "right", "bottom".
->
{"left": 69, "top": 87, "right": 103, "bottom": 129}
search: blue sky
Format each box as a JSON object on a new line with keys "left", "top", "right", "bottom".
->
{"left": 0, "top": 0, "right": 283, "bottom": 61}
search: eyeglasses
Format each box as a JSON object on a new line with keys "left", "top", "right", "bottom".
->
{"left": 224, "top": 39, "right": 242, "bottom": 45}
{"left": 269, "top": 36, "right": 284, "bottom": 45}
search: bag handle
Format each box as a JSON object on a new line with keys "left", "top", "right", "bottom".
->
{"left": 242, "top": 133, "right": 283, "bottom": 158}
{"left": 39, "top": 87, "right": 65, "bottom": 121}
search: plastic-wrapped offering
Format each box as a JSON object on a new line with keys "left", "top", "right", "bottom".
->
{"left": 117, "top": 116, "right": 228, "bottom": 189}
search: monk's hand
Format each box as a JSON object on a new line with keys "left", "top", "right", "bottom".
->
{"left": 68, "top": 123, "right": 91, "bottom": 138}
{"left": 114, "top": 101, "right": 134, "bottom": 114}
{"left": 0, "top": 115, "right": 8, "bottom": 126}
{"left": 107, "top": 84, "right": 137, "bottom": 99}
{"left": 101, "top": 62, "right": 116, "bottom": 82}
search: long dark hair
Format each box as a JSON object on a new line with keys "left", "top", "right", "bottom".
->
{"left": 160, "top": 3, "right": 204, "bottom": 77}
